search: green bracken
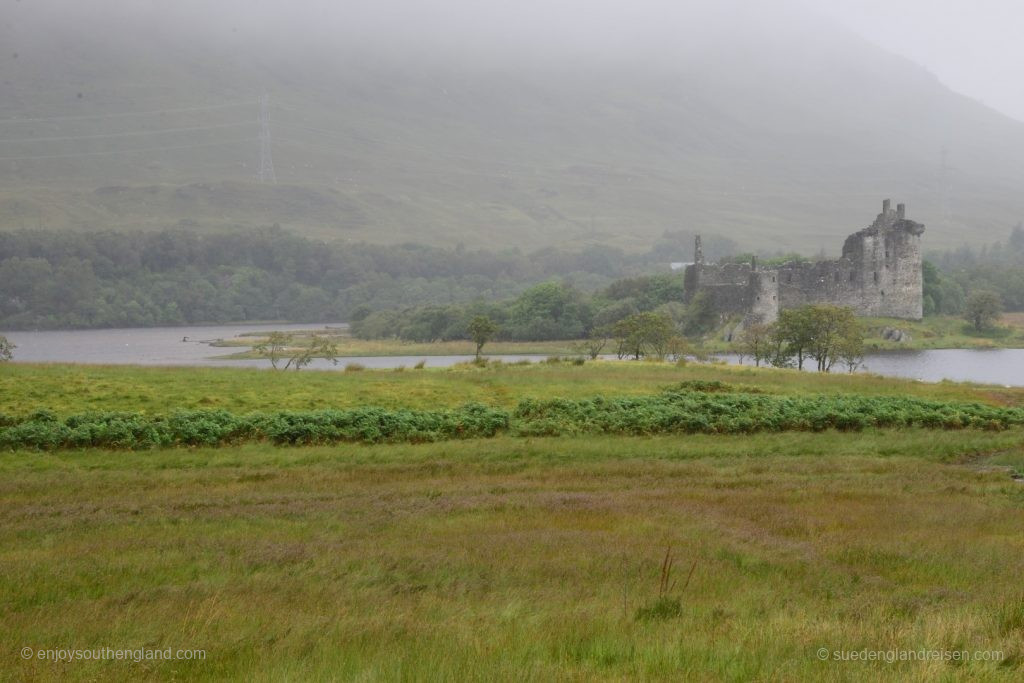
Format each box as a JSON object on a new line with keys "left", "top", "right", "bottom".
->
{"left": 3, "top": 384, "right": 1024, "bottom": 451}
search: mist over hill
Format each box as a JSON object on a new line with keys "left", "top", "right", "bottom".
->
{"left": 1, "top": 0, "right": 1022, "bottom": 253}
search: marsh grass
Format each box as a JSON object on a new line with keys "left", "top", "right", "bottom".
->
{"left": 634, "top": 547, "right": 697, "bottom": 622}
{"left": 2, "top": 359, "right": 1021, "bottom": 419}
{"left": 702, "top": 314, "right": 1024, "bottom": 352}
{"left": 4, "top": 362, "right": 1024, "bottom": 679}
{"left": 219, "top": 332, "right": 581, "bottom": 358}
{"left": 3, "top": 432, "right": 1024, "bottom": 680}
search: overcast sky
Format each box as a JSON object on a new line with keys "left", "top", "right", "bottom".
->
{"left": 9, "top": 0, "right": 1024, "bottom": 122}
{"left": 826, "top": 0, "right": 1024, "bottom": 122}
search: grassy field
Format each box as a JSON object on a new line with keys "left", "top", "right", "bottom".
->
{"left": 225, "top": 314, "right": 1024, "bottom": 370}
{"left": 859, "top": 316, "right": 1024, "bottom": 351}
{"left": 3, "top": 359, "right": 1024, "bottom": 418}
{"left": 4, "top": 432, "right": 1024, "bottom": 680}
{"left": 702, "top": 315, "right": 1024, "bottom": 353}
{"left": 4, "top": 362, "right": 1024, "bottom": 679}
{"left": 214, "top": 333, "right": 582, "bottom": 359}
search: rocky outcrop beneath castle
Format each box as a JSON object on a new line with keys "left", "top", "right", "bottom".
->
{"left": 881, "top": 327, "right": 912, "bottom": 343}
{"left": 683, "top": 199, "right": 925, "bottom": 323}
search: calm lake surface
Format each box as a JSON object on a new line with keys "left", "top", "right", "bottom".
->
{"left": 3, "top": 323, "right": 1024, "bottom": 385}
{"left": 717, "top": 349, "right": 1024, "bottom": 386}
{"left": 0, "top": 323, "right": 559, "bottom": 370}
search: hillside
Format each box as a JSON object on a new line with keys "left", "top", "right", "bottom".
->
{"left": 1, "top": 1, "right": 1023, "bottom": 252}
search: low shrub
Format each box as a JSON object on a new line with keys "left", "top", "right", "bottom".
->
{"left": 0, "top": 404, "right": 510, "bottom": 451}
{"left": 4, "top": 389, "right": 1023, "bottom": 451}
{"left": 511, "top": 390, "right": 1024, "bottom": 437}
{"left": 635, "top": 597, "right": 683, "bottom": 622}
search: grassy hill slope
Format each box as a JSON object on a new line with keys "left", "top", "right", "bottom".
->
{"left": 1, "top": 2, "right": 1023, "bottom": 252}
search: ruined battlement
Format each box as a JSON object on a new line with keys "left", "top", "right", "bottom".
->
{"left": 683, "top": 199, "right": 925, "bottom": 323}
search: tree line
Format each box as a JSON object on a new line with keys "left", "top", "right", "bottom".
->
{"left": 923, "top": 222, "right": 1024, "bottom": 315}
{"left": 732, "top": 306, "right": 864, "bottom": 373}
{"left": 349, "top": 275, "right": 716, "bottom": 348}
{"left": 1, "top": 222, "right": 1020, "bottom": 335}
{"left": 0, "top": 226, "right": 732, "bottom": 330}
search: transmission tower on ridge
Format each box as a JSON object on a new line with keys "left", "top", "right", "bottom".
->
{"left": 258, "top": 93, "right": 277, "bottom": 184}
{"left": 938, "top": 145, "right": 952, "bottom": 226}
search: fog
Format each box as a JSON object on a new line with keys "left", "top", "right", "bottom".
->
{"left": 9, "top": 0, "right": 1021, "bottom": 120}
{"left": 3, "top": 0, "right": 1023, "bottom": 251}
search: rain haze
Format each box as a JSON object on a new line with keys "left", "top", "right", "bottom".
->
{"left": 3, "top": 0, "right": 1023, "bottom": 252}
{"left": 6, "top": 3, "right": 1024, "bottom": 679}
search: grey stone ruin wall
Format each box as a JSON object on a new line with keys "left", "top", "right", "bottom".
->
{"left": 683, "top": 263, "right": 756, "bottom": 315}
{"left": 683, "top": 199, "right": 925, "bottom": 323}
{"left": 837, "top": 201, "right": 925, "bottom": 319}
{"left": 748, "top": 269, "right": 780, "bottom": 322}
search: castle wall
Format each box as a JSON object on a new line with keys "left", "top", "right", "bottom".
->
{"left": 683, "top": 263, "right": 754, "bottom": 315}
{"left": 839, "top": 203, "right": 924, "bottom": 319}
{"left": 748, "top": 270, "right": 779, "bottom": 322}
{"left": 684, "top": 199, "right": 924, "bottom": 323}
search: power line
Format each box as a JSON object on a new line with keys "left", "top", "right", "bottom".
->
{"left": 0, "top": 137, "right": 257, "bottom": 162}
{"left": 258, "top": 94, "right": 276, "bottom": 184}
{"left": 0, "top": 100, "right": 254, "bottom": 124}
{"left": 0, "top": 121, "right": 254, "bottom": 144}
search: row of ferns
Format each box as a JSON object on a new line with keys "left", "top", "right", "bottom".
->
{"left": 3, "top": 383, "right": 1024, "bottom": 450}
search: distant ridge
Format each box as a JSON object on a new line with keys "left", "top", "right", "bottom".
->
{"left": 1, "top": 3, "right": 1022, "bottom": 252}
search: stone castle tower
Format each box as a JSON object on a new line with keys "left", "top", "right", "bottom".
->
{"left": 683, "top": 199, "right": 925, "bottom": 322}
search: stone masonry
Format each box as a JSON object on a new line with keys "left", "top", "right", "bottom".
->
{"left": 683, "top": 199, "right": 925, "bottom": 322}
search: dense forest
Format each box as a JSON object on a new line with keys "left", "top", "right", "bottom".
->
{"left": 924, "top": 223, "right": 1024, "bottom": 314}
{"left": 1, "top": 224, "right": 1021, "bottom": 335}
{"left": 0, "top": 227, "right": 733, "bottom": 330}
{"left": 349, "top": 275, "right": 697, "bottom": 343}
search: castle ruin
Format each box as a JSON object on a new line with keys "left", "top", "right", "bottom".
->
{"left": 683, "top": 199, "right": 925, "bottom": 323}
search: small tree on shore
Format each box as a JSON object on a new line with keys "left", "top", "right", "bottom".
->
{"left": 768, "top": 305, "right": 863, "bottom": 373}
{"left": 964, "top": 290, "right": 1002, "bottom": 331}
{"left": 773, "top": 308, "right": 815, "bottom": 370}
{"left": 284, "top": 334, "right": 339, "bottom": 371}
{"left": 613, "top": 312, "right": 675, "bottom": 360}
{"left": 575, "top": 326, "right": 610, "bottom": 360}
{"left": 467, "top": 315, "right": 498, "bottom": 360}
{"left": 838, "top": 328, "right": 865, "bottom": 373}
{"left": 0, "top": 336, "right": 14, "bottom": 362}
{"left": 804, "top": 305, "right": 860, "bottom": 373}
{"left": 734, "top": 323, "right": 773, "bottom": 367}
{"left": 254, "top": 332, "right": 293, "bottom": 369}
{"left": 254, "top": 332, "right": 339, "bottom": 371}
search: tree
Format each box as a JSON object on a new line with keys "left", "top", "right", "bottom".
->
{"left": 253, "top": 332, "right": 338, "bottom": 371}
{"left": 964, "top": 290, "right": 1002, "bottom": 331}
{"left": 505, "top": 282, "right": 591, "bottom": 341}
{"left": 680, "top": 291, "right": 717, "bottom": 337}
{"left": 837, "top": 325, "right": 865, "bottom": 373}
{"left": 284, "top": 334, "right": 339, "bottom": 371}
{"left": 773, "top": 308, "right": 816, "bottom": 369}
{"left": 0, "top": 335, "right": 14, "bottom": 362}
{"left": 253, "top": 331, "right": 293, "bottom": 369}
{"left": 767, "top": 324, "right": 793, "bottom": 368}
{"left": 575, "top": 326, "right": 610, "bottom": 360}
{"left": 613, "top": 312, "right": 675, "bottom": 360}
{"left": 770, "top": 305, "right": 863, "bottom": 373}
{"left": 663, "top": 335, "right": 690, "bottom": 362}
{"left": 1009, "top": 222, "right": 1024, "bottom": 253}
{"left": 802, "top": 305, "right": 860, "bottom": 373}
{"left": 467, "top": 315, "right": 498, "bottom": 359}
{"left": 734, "top": 323, "right": 773, "bottom": 367}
